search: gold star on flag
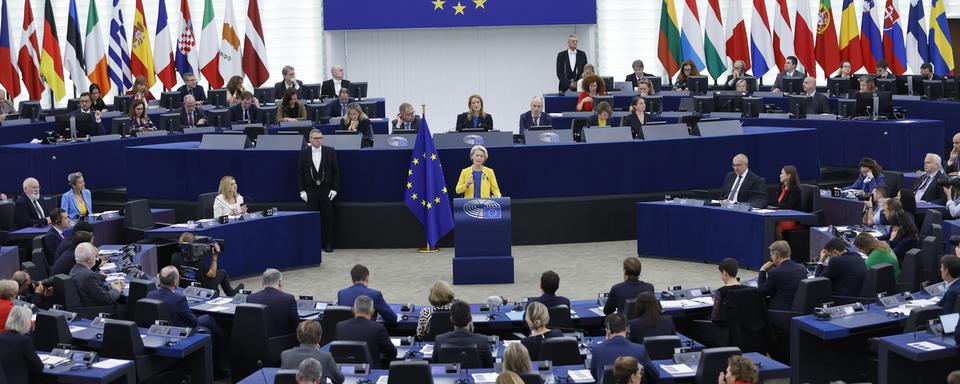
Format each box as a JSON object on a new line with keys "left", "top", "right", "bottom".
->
{"left": 407, "top": 182, "right": 412, "bottom": 189}
{"left": 422, "top": 152, "right": 427, "bottom": 158}
{"left": 453, "top": 2, "right": 466, "bottom": 14}
{"left": 427, "top": 202, "right": 433, "bottom": 209}
{"left": 432, "top": 0, "right": 445, "bottom": 10}
{"left": 473, "top": 0, "right": 486, "bottom": 9}
{"left": 411, "top": 193, "right": 418, "bottom": 200}
{"left": 434, "top": 197, "right": 441, "bottom": 203}
{"left": 431, "top": 153, "right": 437, "bottom": 161}
{"left": 421, "top": 200, "right": 427, "bottom": 206}
{"left": 442, "top": 187, "right": 448, "bottom": 193}
{"left": 413, "top": 158, "right": 420, "bottom": 165}
{"left": 408, "top": 169, "right": 413, "bottom": 176}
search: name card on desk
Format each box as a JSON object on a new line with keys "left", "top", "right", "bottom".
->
{"left": 907, "top": 341, "right": 946, "bottom": 351}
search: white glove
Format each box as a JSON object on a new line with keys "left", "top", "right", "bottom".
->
{"left": 328, "top": 190, "right": 338, "bottom": 200}
{"left": 299, "top": 191, "right": 308, "bottom": 202}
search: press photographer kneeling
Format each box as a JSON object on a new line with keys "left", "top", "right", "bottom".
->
{"left": 171, "top": 233, "right": 243, "bottom": 295}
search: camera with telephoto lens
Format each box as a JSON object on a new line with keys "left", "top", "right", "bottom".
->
{"left": 180, "top": 236, "right": 225, "bottom": 262}
{"left": 937, "top": 176, "right": 960, "bottom": 188}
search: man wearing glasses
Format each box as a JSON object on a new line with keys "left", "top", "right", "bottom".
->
{"left": 390, "top": 102, "right": 421, "bottom": 133}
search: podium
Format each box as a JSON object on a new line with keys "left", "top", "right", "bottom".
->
{"left": 452, "top": 198, "right": 514, "bottom": 284}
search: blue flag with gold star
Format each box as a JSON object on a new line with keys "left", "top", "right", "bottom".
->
{"left": 404, "top": 117, "right": 454, "bottom": 247}
{"left": 323, "top": 0, "right": 596, "bottom": 30}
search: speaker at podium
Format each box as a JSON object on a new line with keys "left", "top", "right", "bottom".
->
{"left": 452, "top": 197, "right": 514, "bottom": 285}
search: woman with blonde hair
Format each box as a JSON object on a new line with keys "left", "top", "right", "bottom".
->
{"left": 455, "top": 94, "right": 493, "bottom": 131}
{"left": 416, "top": 281, "right": 455, "bottom": 339}
{"left": 495, "top": 371, "right": 525, "bottom": 384}
{"left": 854, "top": 232, "right": 900, "bottom": 280}
{"left": 341, "top": 103, "right": 373, "bottom": 147}
{"left": 213, "top": 176, "right": 246, "bottom": 218}
{"left": 503, "top": 342, "right": 533, "bottom": 374}
{"left": 576, "top": 63, "right": 597, "bottom": 92}
{"left": 455, "top": 145, "right": 501, "bottom": 198}
{"left": 520, "top": 301, "right": 562, "bottom": 360}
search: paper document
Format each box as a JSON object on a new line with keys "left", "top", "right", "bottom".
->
{"left": 908, "top": 341, "right": 946, "bottom": 351}
{"left": 471, "top": 373, "right": 499, "bottom": 383}
{"left": 752, "top": 208, "right": 776, "bottom": 213}
{"left": 505, "top": 311, "right": 524, "bottom": 321}
{"left": 68, "top": 326, "right": 87, "bottom": 333}
{"left": 420, "top": 344, "right": 434, "bottom": 358}
{"left": 691, "top": 297, "right": 714, "bottom": 305}
{"left": 885, "top": 307, "right": 912, "bottom": 316}
{"left": 168, "top": 224, "right": 192, "bottom": 228}
{"left": 105, "top": 273, "right": 126, "bottom": 282}
{"left": 92, "top": 359, "right": 128, "bottom": 369}
{"left": 99, "top": 263, "right": 117, "bottom": 271}
{"left": 207, "top": 306, "right": 231, "bottom": 312}
{"left": 661, "top": 363, "right": 695, "bottom": 374}
{"left": 376, "top": 376, "right": 389, "bottom": 384}
{"left": 588, "top": 307, "right": 605, "bottom": 316}
{"left": 39, "top": 355, "right": 69, "bottom": 365}
{"left": 206, "top": 297, "right": 233, "bottom": 305}
{"left": 567, "top": 369, "right": 594, "bottom": 383}
{"left": 391, "top": 338, "right": 403, "bottom": 347}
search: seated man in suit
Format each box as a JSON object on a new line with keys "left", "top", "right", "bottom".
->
{"left": 69, "top": 243, "right": 123, "bottom": 307}
{"left": 274, "top": 65, "right": 304, "bottom": 101}
{"left": 723, "top": 60, "right": 749, "bottom": 89}
{"left": 50, "top": 231, "right": 94, "bottom": 277}
{"left": 603, "top": 257, "right": 655, "bottom": 315}
{"left": 176, "top": 72, "right": 207, "bottom": 103}
{"left": 42, "top": 208, "right": 69, "bottom": 266}
{"left": 940, "top": 254, "right": 960, "bottom": 315}
{"left": 227, "top": 91, "right": 262, "bottom": 123}
{"left": 921, "top": 62, "right": 944, "bottom": 81}
{"left": 771, "top": 56, "right": 806, "bottom": 93}
{"left": 334, "top": 295, "right": 397, "bottom": 368}
{"left": 758, "top": 241, "right": 807, "bottom": 311}
{"left": 177, "top": 95, "right": 207, "bottom": 128}
{"left": 281, "top": 320, "right": 344, "bottom": 384}
{"left": 518, "top": 96, "right": 552, "bottom": 134}
{"left": 433, "top": 300, "right": 494, "bottom": 368}
{"left": 54, "top": 220, "right": 92, "bottom": 262}
{"left": 391, "top": 102, "right": 421, "bottom": 132}
{"left": 14, "top": 177, "right": 51, "bottom": 229}
{"left": 722, "top": 153, "right": 768, "bottom": 208}
{"left": 321, "top": 65, "right": 351, "bottom": 99}
{"left": 625, "top": 59, "right": 655, "bottom": 89}
{"left": 801, "top": 77, "right": 831, "bottom": 115}
{"left": 329, "top": 88, "right": 352, "bottom": 118}
{"left": 875, "top": 59, "right": 895, "bottom": 79}
{"left": 815, "top": 237, "right": 867, "bottom": 297}
{"left": 56, "top": 92, "right": 103, "bottom": 138}
{"left": 914, "top": 153, "right": 948, "bottom": 204}
{"left": 336, "top": 264, "right": 397, "bottom": 325}
{"left": 295, "top": 358, "right": 323, "bottom": 384}
{"left": 246, "top": 268, "right": 299, "bottom": 337}
{"left": 530, "top": 270, "right": 571, "bottom": 309}
{"left": 590, "top": 313, "right": 659, "bottom": 384}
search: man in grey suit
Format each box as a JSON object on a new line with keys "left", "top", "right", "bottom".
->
{"left": 771, "top": 56, "right": 806, "bottom": 93}
{"left": 390, "top": 102, "right": 421, "bottom": 133}
{"left": 281, "top": 320, "right": 344, "bottom": 384}
{"left": 69, "top": 243, "right": 123, "bottom": 306}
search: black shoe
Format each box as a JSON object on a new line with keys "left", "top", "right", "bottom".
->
{"left": 324, "top": 245, "right": 333, "bottom": 253}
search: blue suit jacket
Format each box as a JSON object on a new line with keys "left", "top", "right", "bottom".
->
{"left": 147, "top": 287, "right": 200, "bottom": 328}
{"left": 589, "top": 336, "right": 659, "bottom": 384}
{"left": 334, "top": 317, "right": 396, "bottom": 368}
{"left": 336, "top": 283, "right": 397, "bottom": 324}
{"left": 246, "top": 287, "right": 300, "bottom": 337}
{"left": 60, "top": 189, "right": 92, "bottom": 219}
{"left": 844, "top": 173, "right": 886, "bottom": 194}
{"left": 942, "top": 281, "right": 960, "bottom": 315}
{"left": 176, "top": 85, "right": 207, "bottom": 102}
{"left": 530, "top": 293, "right": 571, "bottom": 309}
{"left": 42, "top": 227, "right": 64, "bottom": 266}
{"left": 603, "top": 280, "right": 655, "bottom": 315}
{"left": 815, "top": 251, "right": 867, "bottom": 297}
{"left": 518, "top": 111, "right": 553, "bottom": 134}
{"left": 758, "top": 260, "right": 807, "bottom": 311}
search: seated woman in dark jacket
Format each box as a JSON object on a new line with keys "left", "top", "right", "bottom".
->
{"left": 622, "top": 96, "right": 651, "bottom": 139}
{"left": 773, "top": 165, "right": 803, "bottom": 237}
{"left": 0, "top": 306, "right": 43, "bottom": 384}
{"left": 880, "top": 198, "right": 920, "bottom": 261}
{"left": 520, "top": 301, "right": 562, "bottom": 360}
{"left": 628, "top": 292, "right": 676, "bottom": 343}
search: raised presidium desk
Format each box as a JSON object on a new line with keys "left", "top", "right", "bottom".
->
{"left": 40, "top": 354, "right": 137, "bottom": 384}
{"left": 144, "top": 211, "right": 323, "bottom": 277}
{"left": 6, "top": 208, "right": 176, "bottom": 244}
{"left": 636, "top": 201, "right": 818, "bottom": 269}
{"left": 124, "top": 126, "right": 819, "bottom": 203}
{"left": 877, "top": 331, "right": 959, "bottom": 384}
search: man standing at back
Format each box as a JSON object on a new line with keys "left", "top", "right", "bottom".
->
{"left": 337, "top": 264, "right": 397, "bottom": 325}
{"left": 246, "top": 268, "right": 300, "bottom": 337}
{"left": 556, "top": 35, "right": 588, "bottom": 92}
{"left": 298, "top": 129, "right": 340, "bottom": 253}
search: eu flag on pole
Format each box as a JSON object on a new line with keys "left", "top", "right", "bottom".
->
{"left": 404, "top": 118, "right": 454, "bottom": 248}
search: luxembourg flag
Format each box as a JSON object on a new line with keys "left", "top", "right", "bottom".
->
{"left": 750, "top": 0, "right": 775, "bottom": 78}
{"left": 680, "top": 0, "right": 706, "bottom": 70}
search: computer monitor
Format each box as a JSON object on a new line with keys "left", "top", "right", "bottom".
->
{"left": 111, "top": 116, "right": 132, "bottom": 135}
{"left": 112, "top": 95, "right": 132, "bottom": 113}
{"left": 301, "top": 84, "right": 322, "bottom": 101}
{"left": 349, "top": 82, "right": 368, "bottom": 100}
{"left": 827, "top": 77, "right": 855, "bottom": 98}
{"left": 692, "top": 95, "right": 713, "bottom": 114}
{"left": 687, "top": 76, "right": 709, "bottom": 95}
{"left": 741, "top": 97, "right": 763, "bottom": 118}
{"left": 713, "top": 91, "right": 747, "bottom": 112}
{"left": 875, "top": 78, "right": 897, "bottom": 93}
{"left": 159, "top": 92, "right": 183, "bottom": 109}
{"left": 944, "top": 76, "right": 958, "bottom": 99}
{"left": 923, "top": 80, "right": 944, "bottom": 100}
{"left": 306, "top": 103, "right": 329, "bottom": 122}
{"left": 643, "top": 95, "right": 663, "bottom": 115}
{"left": 570, "top": 117, "right": 590, "bottom": 142}
{"left": 243, "top": 125, "right": 266, "bottom": 142}
{"left": 642, "top": 76, "right": 663, "bottom": 93}
{"left": 600, "top": 76, "right": 615, "bottom": 92}
{"left": 735, "top": 76, "right": 758, "bottom": 93}
{"left": 899, "top": 75, "right": 925, "bottom": 95}
{"left": 259, "top": 108, "right": 277, "bottom": 125}
{"left": 157, "top": 113, "right": 182, "bottom": 132}
{"left": 358, "top": 100, "right": 379, "bottom": 118}
{"left": 254, "top": 87, "right": 276, "bottom": 104}
{"left": 18, "top": 101, "right": 42, "bottom": 121}
{"left": 66, "top": 98, "right": 80, "bottom": 112}
{"left": 787, "top": 94, "right": 809, "bottom": 119}
{"left": 54, "top": 113, "right": 95, "bottom": 138}
{"left": 837, "top": 99, "right": 857, "bottom": 119}
{"left": 855, "top": 91, "right": 893, "bottom": 117}
{"left": 592, "top": 96, "right": 613, "bottom": 112}
{"left": 780, "top": 77, "right": 804, "bottom": 94}
{"left": 207, "top": 89, "right": 227, "bottom": 107}
{"left": 206, "top": 109, "right": 230, "bottom": 128}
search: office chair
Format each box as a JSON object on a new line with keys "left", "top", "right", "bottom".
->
{"left": 319, "top": 306, "right": 353, "bottom": 346}
{"left": 387, "top": 360, "right": 433, "bottom": 384}
{"left": 50, "top": 274, "right": 116, "bottom": 319}
{"left": 102, "top": 319, "right": 180, "bottom": 383}
{"left": 547, "top": 305, "right": 573, "bottom": 329}
{"left": 540, "top": 337, "right": 582, "bottom": 365}
{"left": 329, "top": 341, "right": 374, "bottom": 365}
{"left": 196, "top": 192, "right": 219, "bottom": 220}
{"left": 643, "top": 335, "right": 682, "bottom": 360}
{"left": 834, "top": 263, "right": 896, "bottom": 305}
{"left": 436, "top": 345, "right": 483, "bottom": 369}
{"left": 426, "top": 311, "right": 454, "bottom": 341}
{"left": 229, "top": 303, "right": 299, "bottom": 380}
{"left": 125, "top": 279, "right": 157, "bottom": 321}
{"left": 33, "top": 312, "right": 73, "bottom": 351}
{"left": 693, "top": 347, "right": 742, "bottom": 384}
{"left": 134, "top": 298, "right": 171, "bottom": 329}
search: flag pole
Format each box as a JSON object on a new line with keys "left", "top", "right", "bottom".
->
{"left": 417, "top": 103, "right": 440, "bottom": 254}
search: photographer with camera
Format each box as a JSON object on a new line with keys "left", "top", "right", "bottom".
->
{"left": 879, "top": 198, "right": 920, "bottom": 261}
{"left": 943, "top": 177, "right": 960, "bottom": 219}
{"left": 170, "top": 233, "right": 243, "bottom": 296}
{"left": 10, "top": 271, "right": 52, "bottom": 307}
{"left": 862, "top": 186, "right": 890, "bottom": 236}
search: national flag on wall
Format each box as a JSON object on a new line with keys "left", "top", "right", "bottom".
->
{"left": 839, "top": 0, "right": 864, "bottom": 73}
{"left": 815, "top": 0, "right": 840, "bottom": 77}
{"left": 882, "top": 0, "right": 908, "bottom": 75}
{"left": 199, "top": 0, "right": 222, "bottom": 88}
{"left": 0, "top": 0, "right": 20, "bottom": 98}
{"left": 243, "top": 0, "right": 269, "bottom": 87}
{"left": 85, "top": 0, "right": 111, "bottom": 95}
{"left": 154, "top": 0, "right": 176, "bottom": 91}
{"left": 65, "top": 0, "right": 89, "bottom": 94}
{"left": 773, "top": 0, "right": 794, "bottom": 71}
{"left": 658, "top": 0, "right": 682, "bottom": 77}
{"left": 109, "top": 0, "right": 133, "bottom": 94}
{"left": 175, "top": 0, "right": 200, "bottom": 76}
{"left": 928, "top": 0, "right": 953, "bottom": 75}
{"left": 906, "top": 0, "right": 929, "bottom": 73}
{"left": 725, "top": 0, "right": 750, "bottom": 71}
{"left": 404, "top": 118, "right": 454, "bottom": 248}
{"left": 130, "top": 0, "right": 155, "bottom": 87}
{"left": 750, "top": 0, "right": 774, "bottom": 78}
{"left": 18, "top": 0, "right": 43, "bottom": 100}
{"left": 795, "top": 0, "right": 817, "bottom": 77}
{"left": 40, "top": 0, "right": 66, "bottom": 101}
{"left": 680, "top": 0, "right": 705, "bottom": 71}
{"left": 703, "top": 0, "right": 726, "bottom": 80}
{"left": 861, "top": 0, "right": 884, "bottom": 72}
{"left": 218, "top": 0, "right": 242, "bottom": 84}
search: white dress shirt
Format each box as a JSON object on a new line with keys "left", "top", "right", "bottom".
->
{"left": 568, "top": 50, "right": 577, "bottom": 72}
{"left": 915, "top": 171, "right": 937, "bottom": 202}
{"left": 213, "top": 194, "right": 244, "bottom": 218}
{"left": 312, "top": 145, "right": 323, "bottom": 171}
{"left": 333, "top": 80, "right": 343, "bottom": 96}
{"left": 728, "top": 170, "right": 749, "bottom": 202}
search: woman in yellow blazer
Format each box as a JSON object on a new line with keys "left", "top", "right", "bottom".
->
{"left": 455, "top": 145, "right": 501, "bottom": 198}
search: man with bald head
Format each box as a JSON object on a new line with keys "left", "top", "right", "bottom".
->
{"left": 177, "top": 95, "right": 208, "bottom": 128}
{"left": 519, "top": 96, "right": 553, "bottom": 133}
{"left": 14, "top": 177, "right": 51, "bottom": 229}
{"left": 721, "top": 154, "right": 768, "bottom": 208}
{"left": 801, "top": 77, "right": 830, "bottom": 115}
{"left": 70, "top": 243, "right": 123, "bottom": 307}
{"left": 321, "top": 65, "right": 351, "bottom": 99}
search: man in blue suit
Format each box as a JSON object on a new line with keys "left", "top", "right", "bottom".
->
{"left": 329, "top": 88, "right": 352, "bottom": 118}
{"left": 529, "top": 270, "right": 570, "bottom": 309}
{"left": 518, "top": 96, "right": 553, "bottom": 134}
{"left": 432, "top": 300, "right": 494, "bottom": 368}
{"left": 590, "top": 313, "right": 659, "bottom": 384}
{"left": 603, "top": 257, "right": 655, "bottom": 315}
{"left": 333, "top": 295, "right": 397, "bottom": 368}
{"left": 246, "top": 268, "right": 300, "bottom": 337}
{"left": 42, "top": 208, "right": 69, "bottom": 266}
{"left": 815, "top": 237, "right": 867, "bottom": 297}
{"left": 336, "top": 264, "right": 397, "bottom": 325}
{"left": 940, "top": 253, "right": 960, "bottom": 315}
{"left": 758, "top": 241, "right": 807, "bottom": 311}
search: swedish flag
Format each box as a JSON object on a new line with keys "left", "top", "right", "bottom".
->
{"left": 404, "top": 118, "right": 454, "bottom": 247}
